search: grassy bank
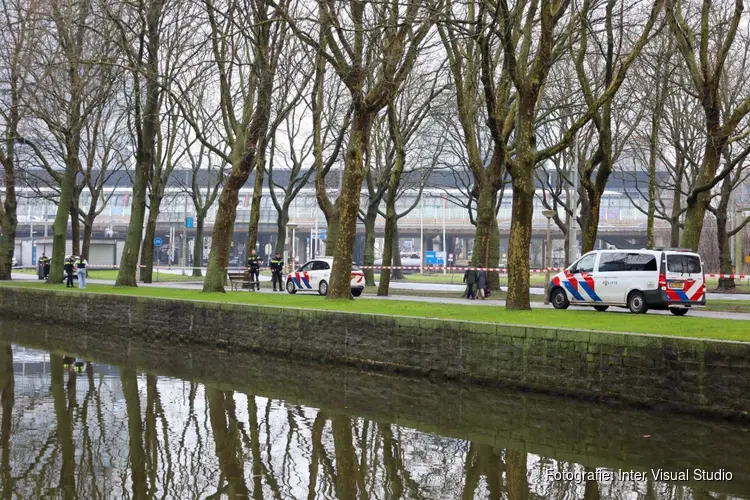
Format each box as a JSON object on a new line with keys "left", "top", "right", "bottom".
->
{"left": 15, "top": 268, "right": 205, "bottom": 283}
{"left": 1, "top": 282, "right": 747, "bottom": 341}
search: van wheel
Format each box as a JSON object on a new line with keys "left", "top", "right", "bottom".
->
{"left": 593, "top": 305, "right": 609, "bottom": 312}
{"left": 669, "top": 308, "right": 688, "bottom": 316}
{"left": 627, "top": 291, "right": 648, "bottom": 314}
{"left": 285, "top": 280, "right": 296, "bottom": 294}
{"left": 551, "top": 288, "right": 569, "bottom": 310}
{"left": 318, "top": 280, "right": 328, "bottom": 296}
{"left": 351, "top": 288, "right": 363, "bottom": 297}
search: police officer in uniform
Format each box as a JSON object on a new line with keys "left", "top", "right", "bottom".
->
{"left": 64, "top": 256, "right": 75, "bottom": 288}
{"left": 40, "top": 253, "right": 50, "bottom": 280}
{"left": 270, "top": 252, "right": 283, "bottom": 292}
{"left": 247, "top": 249, "right": 261, "bottom": 291}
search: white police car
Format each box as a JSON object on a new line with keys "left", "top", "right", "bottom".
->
{"left": 548, "top": 248, "right": 706, "bottom": 315}
{"left": 286, "top": 257, "right": 366, "bottom": 297}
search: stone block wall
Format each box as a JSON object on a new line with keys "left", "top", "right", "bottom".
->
{"left": 1, "top": 287, "right": 749, "bottom": 419}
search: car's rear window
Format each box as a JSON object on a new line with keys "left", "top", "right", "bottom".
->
{"left": 598, "top": 252, "right": 657, "bottom": 272}
{"left": 667, "top": 254, "right": 702, "bottom": 274}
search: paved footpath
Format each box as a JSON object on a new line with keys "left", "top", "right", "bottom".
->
{"left": 11, "top": 272, "right": 750, "bottom": 321}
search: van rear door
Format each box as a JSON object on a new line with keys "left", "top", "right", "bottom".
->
{"left": 663, "top": 253, "right": 705, "bottom": 303}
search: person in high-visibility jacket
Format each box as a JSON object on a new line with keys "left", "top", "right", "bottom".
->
{"left": 75, "top": 256, "right": 88, "bottom": 289}
{"left": 270, "top": 252, "right": 283, "bottom": 292}
{"left": 247, "top": 249, "right": 261, "bottom": 291}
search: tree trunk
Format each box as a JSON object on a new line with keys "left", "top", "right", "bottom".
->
{"left": 377, "top": 214, "right": 396, "bottom": 296}
{"left": 139, "top": 202, "right": 160, "bottom": 283}
{"left": 69, "top": 201, "right": 80, "bottom": 257}
{"left": 506, "top": 82, "right": 538, "bottom": 309}
{"left": 81, "top": 204, "right": 96, "bottom": 261}
{"left": 246, "top": 151, "right": 266, "bottom": 256}
{"left": 192, "top": 214, "right": 205, "bottom": 277}
{"left": 49, "top": 162, "right": 78, "bottom": 284}
{"left": 324, "top": 217, "right": 340, "bottom": 257}
{"left": 716, "top": 176, "right": 735, "bottom": 290}
{"left": 580, "top": 189, "right": 602, "bottom": 254}
{"left": 115, "top": 0, "right": 164, "bottom": 287}
{"left": 328, "top": 111, "right": 372, "bottom": 299}
{"left": 274, "top": 207, "right": 290, "bottom": 256}
{"left": 670, "top": 149, "right": 684, "bottom": 247}
{"left": 0, "top": 217, "right": 17, "bottom": 281}
{"left": 471, "top": 183, "right": 501, "bottom": 289}
{"left": 681, "top": 115, "right": 725, "bottom": 251}
{"left": 391, "top": 222, "right": 405, "bottom": 280}
{"left": 505, "top": 447, "right": 529, "bottom": 500}
{"left": 363, "top": 208, "right": 377, "bottom": 287}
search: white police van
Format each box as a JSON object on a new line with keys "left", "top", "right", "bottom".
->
{"left": 547, "top": 248, "right": 706, "bottom": 315}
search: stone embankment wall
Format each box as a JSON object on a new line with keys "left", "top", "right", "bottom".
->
{"left": 1, "top": 287, "right": 748, "bottom": 419}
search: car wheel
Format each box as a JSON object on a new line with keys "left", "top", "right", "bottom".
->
{"left": 351, "top": 288, "right": 362, "bottom": 297}
{"left": 669, "top": 308, "right": 688, "bottom": 316}
{"left": 627, "top": 291, "right": 648, "bottom": 314}
{"left": 593, "top": 305, "right": 609, "bottom": 312}
{"left": 285, "top": 280, "right": 296, "bottom": 294}
{"left": 551, "top": 288, "right": 569, "bottom": 310}
{"left": 318, "top": 280, "right": 328, "bottom": 296}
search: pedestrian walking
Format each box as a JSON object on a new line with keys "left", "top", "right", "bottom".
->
{"left": 247, "top": 249, "right": 261, "bottom": 291}
{"left": 463, "top": 267, "right": 477, "bottom": 299}
{"left": 64, "top": 256, "right": 75, "bottom": 288}
{"left": 477, "top": 265, "right": 487, "bottom": 300}
{"left": 75, "top": 256, "right": 88, "bottom": 289}
{"left": 270, "top": 252, "right": 284, "bottom": 292}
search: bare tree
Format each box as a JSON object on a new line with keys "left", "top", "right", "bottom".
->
{"left": 283, "top": 0, "right": 439, "bottom": 298}
{"left": 488, "top": 0, "right": 661, "bottom": 309}
{"left": 0, "top": 0, "right": 42, "bottom": 278}
{"left": 190, "top": 0, "right": 289, "bottom": 293}
{"left": 109, "top": 0, "right": 168, "bottom": 286}
{"left": 665, "top": 0, "right": 750, "bottom": 250}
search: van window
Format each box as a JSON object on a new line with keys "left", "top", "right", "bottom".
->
{"left": 573, "top": 254, "right": 596, "bottom": 274}
{"left": 598, "top": 252, "right": 657, "bottom": 272}
{"left": 667, "top": 254, "right": 702, "bottom": 274}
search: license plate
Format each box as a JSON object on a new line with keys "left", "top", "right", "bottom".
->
{"left": 668, "top": 282, "right": 683, "bottom": 289}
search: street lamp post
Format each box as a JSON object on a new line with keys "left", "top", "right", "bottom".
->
{"left": 287, "top": 222, "right": 298, "bottom": 272}
{"left": 542, "top": 209, "right": 557, "bottom": 304}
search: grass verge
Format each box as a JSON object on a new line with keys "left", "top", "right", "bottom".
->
{"left": 1, "top": 282, "right": 747, "bottom": 341}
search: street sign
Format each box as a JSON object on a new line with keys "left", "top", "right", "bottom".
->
{"left": 185, "top": 217, "right": 194, "bottom": 229}
{"left": 317, "top": 229, "right": 327, "bottom": 240}
{"left": 154, "top": 237, "right": 163, "bottom": 247}
{"left": 745, "top": 255, "right": 750, "bottom": 264}
{"left": 425, "top": 251, "right": 445, "bottom": 266}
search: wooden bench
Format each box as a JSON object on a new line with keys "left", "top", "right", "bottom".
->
{"left": 227, "top": 271, "right": 259, "bottom": 291}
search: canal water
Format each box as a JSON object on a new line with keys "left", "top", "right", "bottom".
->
{"left": 0, "top": 320, "right": 749, "bottom": 499}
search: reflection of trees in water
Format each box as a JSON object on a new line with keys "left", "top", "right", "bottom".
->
{"left": 0, "top": 361, "right": 738, "bottom": 499}
{"left": 1, "top": 345, "right": 14, "bottom": 499}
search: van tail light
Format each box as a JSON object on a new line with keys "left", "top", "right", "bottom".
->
{"left": 658, "top": 273, "right": 667, "bottom": 291}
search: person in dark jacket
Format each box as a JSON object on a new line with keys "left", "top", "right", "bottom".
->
{"left": 64, "top": 257, "right": 75, "bottom": 288}
{"left": 463, "top": 267, "right": 477, "bottom": 299}
{"left": 476, "top": 265, "right": 488, "bottom": 300}
{"left": 40, "top": 253, "right": 50, "bottom": 280}
{"left": 247, "top": 249, "right": 261, "bottom": 291}
{"left": 270, "top": 252, "right": 283, "bottom": 292}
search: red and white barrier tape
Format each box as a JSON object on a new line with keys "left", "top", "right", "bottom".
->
{"left": 706, "top": 273, "right": 749, "bottom": 279}
{"left": 362, "top": 265, "right": 565, "bottom": 273}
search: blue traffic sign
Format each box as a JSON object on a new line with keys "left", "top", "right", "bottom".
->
{"left": 154, "top": 237, "right": 163, "bottom": 247}
{"left": 185, "top": 217, "right": 194, "bottom": 229}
